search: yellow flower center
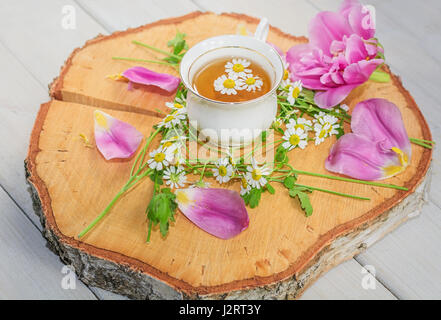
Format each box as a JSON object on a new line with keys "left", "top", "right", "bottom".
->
{"left": 292, "top": 86, "right": 300, "bottom": 99}
{"left": 246, "top": 77, "right": 256, "bottom": 85}
{"left": 241, "top": 177, "right": 248, "bottom": 189}
{"left": 294, "top": 124, "right": 305, "bottom": 130}
{"left": 154, "top": 152, "right": 166, "bottom": 162}
{"left": 283, "top": 69, "right": 289, "bottom": 80}
{"left": 252, "top": 169, "right": 262, "bottom": 181}
{"left": 218, "top": 165, "right": 228, "bottom": 177}
{"left": 319, "top": 129, "right": 326, "bottom": 139}
{"left": 289, "top": 134, "right": 300, "bottom": 146}
{"left": 223, "top": 79, "right": 236, "bottom": 89}
{"left": 164, "top": 115, "right": 175, "bottom": 123}
{"left": 163, "top": 141, "right": 173, "bottom": 148}
{"left": 174, "top": 103, "right": 184, "bottom": 109}
{"left": 232, "top": 63, "right": 244, "bottom": 73}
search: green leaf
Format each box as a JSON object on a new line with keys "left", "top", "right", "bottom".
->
{"left": 241, "top": 192, "right": 251, "bottom": 205}
{"left": 173, "top": 40, "right": 186, "bottom": 55}
{"left": 275, "top": 146, "right": 288, "bottom": 163}
{"left": 145, "top": 189, "right": 177, "bottom": 241}
{"left": 249, "top": 188, "right": 262, "bottom": 208}
{"left": 167, "top": 31, "right": 187, "bottom": 48}
{"left": 289, "top": 188, "right": 313, "bottom": 217}
{"left": 283, "top": 176, "right": 296, "bottom": 189}
{"left": 369, "top": 70, "right": 390, "bottom": 83}
{"left": 265, "top": 183, "right": 275, "bottom": 194}
{"left": 336, "top": 126, "right": 345, "bottom": 139}
{"left": 275, "top": 127, "right": 285, "bottom": 135}
{"left": 297, "top": 192, "right": 313, "bottom": 217}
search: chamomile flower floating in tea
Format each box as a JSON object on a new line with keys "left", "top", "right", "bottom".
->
{"left": 241, "top": 74, "right": 264, "bottom": 92}
{"left": 225, "top": 58, "right": 252, "bottom": 78}
{"left": 214, "top": 74, "right": 244, "bottom": 95}
{"left": 192, "top": 57, "right": 271, "bottom": 102}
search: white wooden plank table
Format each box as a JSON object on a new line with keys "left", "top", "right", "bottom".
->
{"left": 0, "top": 0, "right": 438, "bottom": 299}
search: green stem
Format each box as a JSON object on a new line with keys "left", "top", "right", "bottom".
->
{"left": 112, "top": 56, "right": 175, "bottom": 67}
{"left": 410, "top": 138, "right": 433, "bottom": 149}
{"left": 410, "top": 137, "right": 435, "bottom": 145}
{"left": 79, "top": 128, "right": 161, "bottom": 239}
{"left": 295, "top": 183, "right": 370, "bottom": 200}
{"left": 269, "top": 178, "right": 369, "bottom": 200}
{"left": 78, "top": 179, "right": 133, "bottom": 238}
{"left": 132, "top": 40, "right": 182, "bottom": 60}
{"left": 147, "top": 220, "right": 153, "bottom": 243}
{"left": 279, "top": 165, "right": 408, "bottom": 191}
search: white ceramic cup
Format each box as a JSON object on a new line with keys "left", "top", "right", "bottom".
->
{"left": 179, "top": 18, "right": 284, "bottom": 147}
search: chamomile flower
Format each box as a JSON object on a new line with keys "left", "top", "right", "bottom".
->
{"left": 240, "top": 74, "right": 263, "bottom": 92}
{"left": 314, "top": 114, "right": 340, "bottom": 137}
{"left": 340, "top": 104, "right": 350, "bottom": 112}
{"left": 240, "top": 176, "right": 251, "bottom": 196}
{"left": 214, "top": 75, "right": 244, "bottom": 95}
{"left": 271, "top": 118, "right": 283, "bottom": 130}
{"left": 157, "top": 110, "right": 186, "bottom": 129}
{"left": 246, "top": 158, "right": 271, "bottom": 189}
{"left": 212, "top": 158, "right": 234, "bottom": 184}
{"left": 225, "top": 58, "right": 252, "bottom": 78}
{"left": 287, "top": 80, "right": 303, "bottom": 105}
{"left": 313, "top": 123, "right": 331, "bottom": 146}
{"left": 171, "top": 149, "right": 186, "bottom": 166}
{"left": 147, "top": 147, "right": 173, "bottom": 171}
{"left": 286, "top": 117, "right": 313, "bottom": 132}
{"left": 165, "top": 101, "right": 187, "bottom": 114}
{"left": 161, "top": 135, "right": 187, "bottom": 150}
{"left": 163, "top": 166, "right": 187, "bottom": 189}
{"left": 282, "top": 127, "right": 308, "bottom": 150}
{"left": 280, "top": 60, "right": 292, "bottom": 89}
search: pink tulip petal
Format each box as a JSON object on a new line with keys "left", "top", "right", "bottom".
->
{"left": 339, "top": 0, "right": 376, "bottom": 40}
{"left": 286, "top": 0, "right": 379, "bottom": 101}
{"left": 325, "top": 133, "right": 388, "bottom": 180}
{"left": 343, "top": 58, "right": 383, "bottom": 84}
{"left": 351, "top": 98, "right": 412, "bottom": 157}
{"left": 94, "top": 110, "right": 143, "bottom": 160}
{"left": 309, "top": 11, "right": 352, "bottom": 55}
{"left": 326, "top": 98, "right": 411, "bottom": 180}
{"left": 122, "top": 66, "right": 180, "bottom": 92}
{"left": 314, "top": 84, "right": 358, "bottom": 109}
{"left": 345, "top": 34, "right": 368, "bottom": 64}
{"left": 175, "top": 188, "right": 249, "bottom": 239}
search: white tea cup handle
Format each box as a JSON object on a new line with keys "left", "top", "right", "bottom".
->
{"left": 254, "top": 17, "right": 269, "bottom": 42}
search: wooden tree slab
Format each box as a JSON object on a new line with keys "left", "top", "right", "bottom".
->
{"left": 26, "top": 12, "right": 432, "bottom": 299}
